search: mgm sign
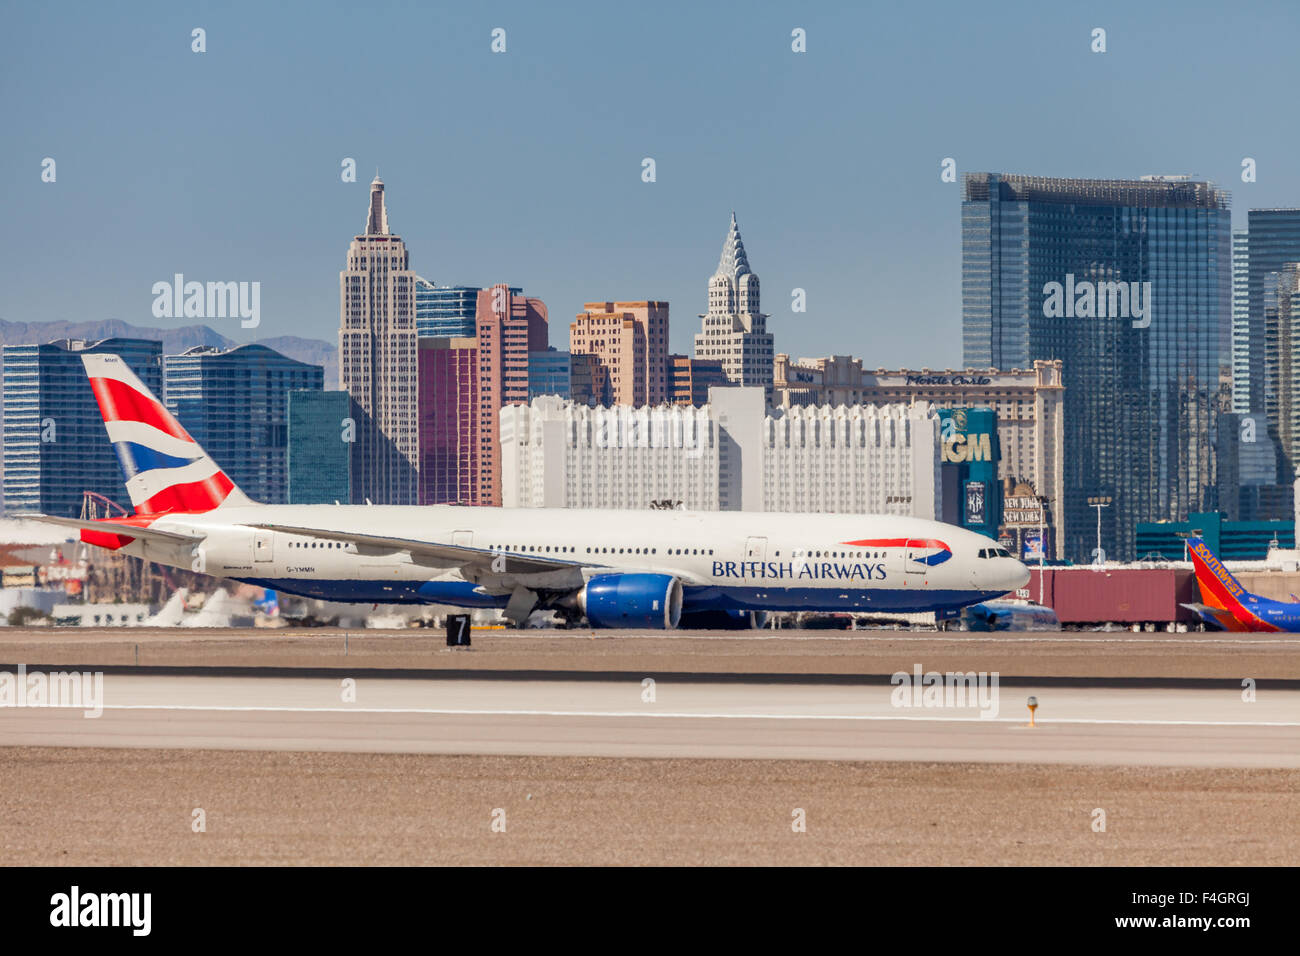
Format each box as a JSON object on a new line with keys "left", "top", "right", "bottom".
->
{"left": 937, "top": 408, "right": 999, "bottom": 536}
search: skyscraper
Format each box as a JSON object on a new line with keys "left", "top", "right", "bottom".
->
{"left": 668, "top": 354, "right": 726, "bottom": 406}
{"left": 475, "top": 283, "right": 549, "bottom": 506}
{"left": 570, "top": 301, "right": 669, "bottom": 406}
{"left": 962, "top": 173, "right": 1232, "bottom": 561}
{"left": 339, "top": 176, "right": 419, "bottom": 504}
{"left": 693, "top": 213, "right": 773, "bottom": 390}
{"left": 415, "top": 279, "right": 506, "bottom": 338}
{"left": 287, "top": 390, "right": 357, "bottom": 504}
{"left": 164, "top": 344, "right": 323, "bottom": 504}
{"left": 2, "top": 337, "right": 162, "bottom": 516}
{"left": 1264, "top": 262, "right": 1300, "bottom": 475}
{"left": 417, "top": 336, "right": 480, "bottom": 505}
{"left": 528, "top": 348, "right": 573, "bottom": 401}
{"left": 1232, "top": 229, "right": 1250, "bottom": 414}
{"left": 1247, "top": 210, "right": 1300, "bottom": 415}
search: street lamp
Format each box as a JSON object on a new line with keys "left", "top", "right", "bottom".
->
{"left": 1086, "top": 495, "right": 1112, "bottom": 565}
{"left": 1173, "top": 528, "right": 1203, "bottom": 563}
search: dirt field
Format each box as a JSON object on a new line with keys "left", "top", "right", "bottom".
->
{"left": 1, "top": 747, "right": 1294, "bottom": 866}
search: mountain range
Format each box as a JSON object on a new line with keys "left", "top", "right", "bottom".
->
{"left": 0, "top": 319, "right": 338, "bottom": 387}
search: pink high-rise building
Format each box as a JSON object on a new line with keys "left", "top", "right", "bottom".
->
{"left": 476, "top": 284, "right": 549, "bottom": 506}
{"left": 417, "top": 337, "right": 479, "bottom": 505}
{"left": 569, "top": 300, "right": 669, "bottom": 407}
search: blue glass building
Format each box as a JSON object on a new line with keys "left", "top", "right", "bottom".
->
{"left": 163, "top": 344, "right": 323, "bottom": 504}
{"left": 963, "top": 174, "right": 1232, "bottom": 561}
{"left": 2, "top": 338, "right": 163, "bottom": 516}
{"left": 528, "top": 348, "right": 572, "bottom": 400}
{"left": 1232, "top": 229, "right": 1250, "bottom": 414}
{"left": 287, "top": 390, "right": 356, "bottom": 504}
{"left": 1136, "top": 511, "right": 1294, "bottom": 562}
{"left": 1246, "top": 210, "right": 1300, "bottom": 417}
{"left": 414, "top": 278, "right": 517, "bottom": 338}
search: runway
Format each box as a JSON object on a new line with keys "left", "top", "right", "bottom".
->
{"left": 2, "top": 672, "right": 1296, "bottom": 767}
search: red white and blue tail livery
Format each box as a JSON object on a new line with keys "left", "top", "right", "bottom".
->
{"left": 82, "top": 354, "right": 251, "bottom": 515}
{"left": 1183, "top": 536, "right": 1300, "bottom": 632}
{"left": 21, "top": 354, "right": 1030, "bottom": 629}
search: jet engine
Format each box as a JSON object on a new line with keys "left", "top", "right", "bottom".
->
{"left": 578, "top": 573, "right": 683, "bottom": 629}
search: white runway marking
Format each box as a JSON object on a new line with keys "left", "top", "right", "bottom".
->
{"left": 72, "top": 703, "right": 1300, "bottom": 727}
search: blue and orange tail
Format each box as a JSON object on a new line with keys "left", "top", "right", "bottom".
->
{"left": 83, "top": 353, "right": 253, "bottom": 515}
{"left": 1185, "top": 536, "right": 1280, "bottom": 632}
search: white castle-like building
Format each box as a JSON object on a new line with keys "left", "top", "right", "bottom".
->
{"left": 693, "top": 213, "right": 775, "bottom": 389}
{"left": 499, "top": 388, "right": 941, "bottom": 516}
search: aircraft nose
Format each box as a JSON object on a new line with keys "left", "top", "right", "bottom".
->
{"left": 1007, "top": 559, "right": 1031, "bottom": 591}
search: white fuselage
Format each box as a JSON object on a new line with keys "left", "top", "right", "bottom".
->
{"left": 105, "top": 505, "right": 1030, "bottom": 617}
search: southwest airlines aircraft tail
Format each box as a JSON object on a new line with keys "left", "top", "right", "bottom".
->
{"left": 1184, "top": 536, "right": 1300, "bottom": 632}
{"left": 22, "top": 354, "right": 1030, "bottom": 629}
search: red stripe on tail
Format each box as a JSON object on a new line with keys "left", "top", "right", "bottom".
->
{"left": 137, "top": 472, "right": 235, "bottom": 516}
{"left": 87, "top": 376, "right": 191, "bottom": 440}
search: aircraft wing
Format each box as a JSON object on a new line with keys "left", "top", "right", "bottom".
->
{"left": 246, "top": 522, "right": 583, "bottom": 575}
{"left": 15, "top": 514, "right": 204, "bottom": 547}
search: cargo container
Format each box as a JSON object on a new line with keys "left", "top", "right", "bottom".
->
{"left": 1022, "top": 567, "right": 1198, "bottom": 625}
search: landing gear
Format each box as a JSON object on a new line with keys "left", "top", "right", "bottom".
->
{"left": 502, "top": 585, "right": 537, "bottom": 628}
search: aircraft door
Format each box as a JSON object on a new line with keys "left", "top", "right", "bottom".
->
{"left": 903, "top": 538, "right": 929, "bottom": 580}
{"left": 452, "top": 530, "right": 473, "bottom": 548}
{"left": 745, "top": 536, "right": 768, "bottom": 562}
{"left": 253, "top": 530, "right": 274, "bottom": 563}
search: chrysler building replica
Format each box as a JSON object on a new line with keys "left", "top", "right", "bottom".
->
{"left": 693, "top": 212, "right": 774, "bottom": 389}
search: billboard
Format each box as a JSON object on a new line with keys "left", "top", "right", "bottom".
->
{"left": 965, "top": 480, "right": 986, "bottom": 526}
{"left": 1022, "top": 531, "right": 1044, "bottom": 560}
{"left": 937, "top": 407, "right": 1000, "bottom": 535}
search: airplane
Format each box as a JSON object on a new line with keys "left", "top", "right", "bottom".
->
{"left": 963, "top": 599, "right": 1060, "bottom": 632}
{"left": 1182, "top": 535, "right": 1300, "bottom": 632}
{"left": 21, "top": 353, "right": 1030, "bottom": 630}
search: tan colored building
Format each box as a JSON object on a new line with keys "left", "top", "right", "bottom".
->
{"left": 774, "top": 356, "right": 1066, "bottom": 556}
{"left": 569, "top": 301, "right": 669, "bottom": 407}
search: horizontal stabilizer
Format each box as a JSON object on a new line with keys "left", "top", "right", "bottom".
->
{"left": 15, "top": 514, "right": 203, "bottom": 547}
{"left": 1179, "top": 602, "right": 1249, "bottom": 632}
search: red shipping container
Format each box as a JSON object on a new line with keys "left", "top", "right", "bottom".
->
{"left": 1025, "top": 567, "right": 1198, "bottom": 624}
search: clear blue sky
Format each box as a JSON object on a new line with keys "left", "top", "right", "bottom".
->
{"left": 3, "top": 0, "right": 1297, "bottom": 367}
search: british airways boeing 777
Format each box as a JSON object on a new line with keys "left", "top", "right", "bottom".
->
{"left": 23, "top": 354, "right": 1030, "bottom": 628}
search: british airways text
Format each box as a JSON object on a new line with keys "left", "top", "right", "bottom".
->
{"left": 712, "top": 561, "right": 888, "bottom": 581}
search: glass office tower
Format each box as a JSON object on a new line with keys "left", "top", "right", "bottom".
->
{"left": 414, "top": 279, "right": 519, "bottom": 338}
{"left": 2, "top": 337, "right": 163, "bottom": 516}
{"left": 164, "top": 344, "right": 323, "bottom": 504}
{"left": 1232, "top": 229, "right": 1250, "bottom": 414}
{"left": 1247, "top": 210, "right": 1300, "bottom": 416}
{"left": 963, "top": 174, "right": 1232, "bottom": 561}
{"left": 287, "top": 390, "right": 355, "bottom": 504}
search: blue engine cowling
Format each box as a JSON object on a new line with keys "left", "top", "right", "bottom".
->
{"left": 579, "top": 573, "right": 683, "bottom": 629}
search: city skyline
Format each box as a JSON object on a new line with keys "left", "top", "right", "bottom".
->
{"left": 6, "top": 0, "right": 1300, "bottom": 369}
